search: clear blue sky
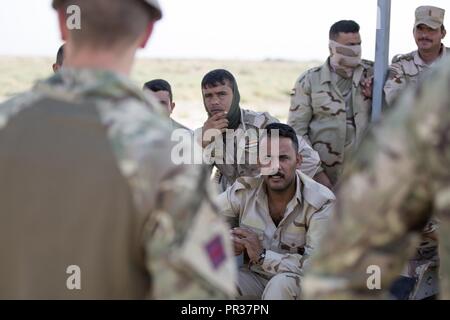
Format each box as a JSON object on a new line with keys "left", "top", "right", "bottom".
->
{"left": 0, "top": 0, "right": 448, "bottom": 61}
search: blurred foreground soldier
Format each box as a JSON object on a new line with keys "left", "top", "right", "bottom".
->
{"left": 384, "top": 6, "right": 448, "bottom": 106}
{"left": 0, "top": 0, "right": 236, "bottom": 299}
{"left": 53, "top": 44, "right": 65, "bottom": 73}
{"left": 217, "top": 123, "right": 334, "bottom": 299}
{"left": 302, "top": 55, "right": 450, "bottom": 299}
{"left": 288, "top": 20, "right": 374, "bottom": 189}
{"left": 143, "top": 79, "right": 189, "bottom": 130}
{"left": 197, "top": 69, "right": 321, "bottom": 192}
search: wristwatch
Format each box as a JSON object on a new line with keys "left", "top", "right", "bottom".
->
{"left": 257, "top": 249, "right": 266, "bottom": 265}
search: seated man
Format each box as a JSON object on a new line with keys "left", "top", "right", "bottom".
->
{"left": 143, "top": 78, "right": 189, "bottom": 130}
{"left": 197, "top": 69, "right": 323, "bottom": 192}
{"left": 216, "top": 123, "right": 335, "bottom": 299}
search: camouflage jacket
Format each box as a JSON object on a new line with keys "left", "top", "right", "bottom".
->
{"left": 197, "top": 108, "right": 321, "bottom": 191}
{"left": 217, "top": 171, "right": 335, "bottom": 278}
{"left": 384, "top": 46, "right": 449, "bottom": 106}
{"left": 0, "top": 68, "right": 236, "bottom": 299}
{"left": 302, "top": 55, "right": 450, "bottom": 300}
{"left": 288, "top": 59, "right": 374, "bottom": 186}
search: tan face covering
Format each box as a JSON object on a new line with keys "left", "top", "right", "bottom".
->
{"left": 329, "top": 40, "right": 362, "bottom": 78}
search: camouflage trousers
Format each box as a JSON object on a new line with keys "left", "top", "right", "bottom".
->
{"left": 236, "top": 267, "right": 301, "bottom": 300}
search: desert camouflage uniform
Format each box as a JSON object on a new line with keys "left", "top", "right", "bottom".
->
{"left": 384, "top": 46, "right": 449, "bottom": 106}
{"left": 217, "top": 171, "right": 335, "bottom": 299}
{"left": 0, "top": 68, "right": 236, "bottom": 299}
{"left": 198, "top": 109, "right": 321, "bottom": 191}
{"left": 288, "top": 59, "right": 374, "bottom": 186}
{"left": 302, "top": 55, "right": 450, "bottom": 300}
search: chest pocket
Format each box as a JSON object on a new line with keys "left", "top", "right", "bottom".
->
{"left": 311, "top": 91, "right": 344, "bottom": 118}
{"left": 280, "top": 223, "right": 307, "bottom": 255}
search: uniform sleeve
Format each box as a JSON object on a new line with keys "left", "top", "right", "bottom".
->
{"left": 216, "top": 181, "right": 244, "bottom": 229}
{"left": 287, "top": 74, "right": 313, "bottom": 145}
{"left": 144, "top": 163, "right": 237, "bottom": 299}
{"left": 261, "top": 200, "right": 333, "bottom": 277}
{"left": 302, "top": 61, "right": 450, "bottom": 299}
{"left": 384, "top": 61, "right": 407, "bottom": 107}
{"left": 297, "top": 135, "right": 321, "bottom": 178}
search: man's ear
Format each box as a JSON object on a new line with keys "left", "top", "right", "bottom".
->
{"left": 57, "top": 9, "right": 68, "bottom": 41}
{"left": 52, "top": 63, "right": 59, "bottom": 73}
{"left": 296, "top": 153, "right": 303, "bottom": 170}
{"left": 442, "top": 28, "right": 447, "bottom": 40}
{"left": 139, "top": 22, "right": 155, "bottom": 48}
{"left": 170, "top": 102, "right": 176, "bottom": 112}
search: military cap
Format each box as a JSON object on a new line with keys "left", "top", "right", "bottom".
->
{"left": 52, "top": 0, "right": 162, "bottom": 20}
{"left": 415, "top": 5, "right": 445, "bottom": 29}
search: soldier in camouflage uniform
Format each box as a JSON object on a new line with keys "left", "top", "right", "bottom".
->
{"left": 217, "top": 123, "right": 335, "bottom": 299}
{"left": 302, "top": 55, "right": 450, "bottom": 300}
{"left": 383, "top": 5, "right": 447, "bottom": 299}
{"left": 288, "top": 20, "right": 374, "bottom": 189}
{"left": 197, "top": 69, "right": 321, "bottom": 192}
{"left": 384, "top": 6, "right": 448, "bottom": 107}
{"left": 0, "top": 0, "right": 236, "bottom": 299}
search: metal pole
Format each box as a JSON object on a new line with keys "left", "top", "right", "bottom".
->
{"left": 372, "top": 0, "right": 391, "bottom": 122}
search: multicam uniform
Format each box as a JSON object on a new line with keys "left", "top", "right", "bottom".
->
{"left": 0, "top": 69, "right": 236, "bottom": 299}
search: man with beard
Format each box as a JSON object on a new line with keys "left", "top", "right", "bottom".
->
{"left": 287, "top": 20, "right": 374, "bottom": 189}
{"left": 216, "top": 123, "right": 335, "bottom": 299}
{"left": 198, "top": 69, "right": 323, "bottom": 192}
{"left": 384, "top": 6, "right": 447, "bottom": 106}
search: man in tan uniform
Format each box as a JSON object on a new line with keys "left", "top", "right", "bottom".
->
{"left": 384, "top": 6, "right": 448, "bottom": 106}
{"left": 198, "top": 69, "right": 322, "bottom": 192}
{"left": 0, "top": 0, "right": 236, "bottom": 299}
{"left": 288, "top": 20, "right": 374, "bottom": 188}
{"left": 217, "top": 123, "right": 335, "bottom": 299}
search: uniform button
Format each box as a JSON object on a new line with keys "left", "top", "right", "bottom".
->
{"left": 273, "top": 234, "right": 278, "bottom": 240}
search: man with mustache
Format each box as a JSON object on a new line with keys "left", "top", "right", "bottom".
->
{"left": 199, "top": 69, "right": 322, "bottom": 192}
{"left": 288, "top": 20, "right": 374, "bottom": 189}
{"left": 216, "top": 123, "right": 335, "bottom": 299}
{"left": 384, "top": 6, "right": 448, "bottom": 106}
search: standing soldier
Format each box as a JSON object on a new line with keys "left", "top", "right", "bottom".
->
{"left": 287, "top": 20, "right": 373, "bottom": 189}
{"left": 0, "top": 0, "right": 236, "bottom": 299}
{"left": 303, "top": 55, "right": 450, "bottom": 300}
{"left": 384, "top": 6, "right": 447, "bottom": 106}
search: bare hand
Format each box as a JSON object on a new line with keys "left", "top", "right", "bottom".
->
{"left": 361, "top": 77, "right": 373, "bottom": 99}
{"left": 232, "top": 227, "right": 264, "bottom": 263}
{"left": 202, "top": 112, "right": 228, "bottom": 148}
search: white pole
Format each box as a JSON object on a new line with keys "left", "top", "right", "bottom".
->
{"left": 372, "top": 0, "right": 391, "bottom": 122}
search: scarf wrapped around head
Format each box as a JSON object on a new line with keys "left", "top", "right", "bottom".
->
{"left": 329, "top": 40, "right": 362, "bottom": 78}
{"left": 202, "top": 70, "right": 242, "bottom": 130}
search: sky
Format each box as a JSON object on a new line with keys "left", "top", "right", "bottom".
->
{"left": 0, "top": 0, "right": 449, "bottom": 62}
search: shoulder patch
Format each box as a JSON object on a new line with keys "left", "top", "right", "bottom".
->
{"left": 392, "top": 52, "right": 415, "bottom": 64}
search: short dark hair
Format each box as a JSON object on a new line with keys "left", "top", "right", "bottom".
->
{"left": 57, "top": 0, "right": 155, "bottom": 49}
{"left": 264, "top": 123, "right": 299, "bottom": 154}
{"left": 56, "top": 44, "right": 65, "bottom": 66}
{"left": 201, "top": 69, "right": 236, "bottom": 90}
{"left": 329, "top": 20, "right": 360, "bottom": 40}
{"left": 143, "top": 79, "right": 173, "bottom": 102}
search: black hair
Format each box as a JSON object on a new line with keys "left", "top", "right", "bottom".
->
{"left": 56, "top": 44, "right": 65, "bottom": 66}
{"left": 143, "top": 79, "right": 173, "bottom": 102}
{"left": 264, "top": 123, "right": 299, "bottom": 154}
{"left": 201, "top": 69, "right": 236, "bottom": 90}
{"left": 329, "top": 20, "right": 360, "bottom": 40}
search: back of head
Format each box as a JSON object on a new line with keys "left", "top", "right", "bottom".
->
{"left": 52, "top": 0, "right": 161, "bottom": 49}
{"left": 143, "top": 79, "right": 173, "bottom": 102}
{"left": 201, "top": 69, "right": 236, "bottom": 89}
{"left": 329, "top": 20, "right": 360, "bottom": 40}
{"left": 56, "top": 44, "right": 65, "bottom": 66}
